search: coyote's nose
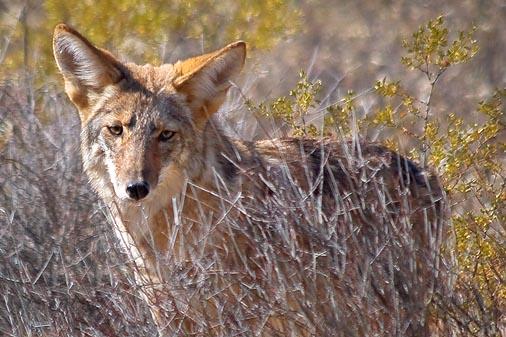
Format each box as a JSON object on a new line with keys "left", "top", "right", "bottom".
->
{"left": 126, "top": 181, "right": 150, "bottom": 200}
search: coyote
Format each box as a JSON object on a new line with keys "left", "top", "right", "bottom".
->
{"left": 53, "top": 24, "right": 449, "bottom": 337}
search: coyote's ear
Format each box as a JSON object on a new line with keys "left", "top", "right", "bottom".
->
{"left": 173, "top": 41, "right": 246, "bottom": 123}
{"left": 53, "top": 24, "right": 123, "bottom": 116}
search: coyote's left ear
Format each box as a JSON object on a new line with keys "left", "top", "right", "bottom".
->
{"left": 173, "top": 41, "right": 246, "bottom": 122}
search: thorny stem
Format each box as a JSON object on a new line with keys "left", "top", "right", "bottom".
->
{"left": 420, "top": 66, "right": 446, "bottom": 168}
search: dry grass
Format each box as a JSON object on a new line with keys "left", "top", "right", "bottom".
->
{"left": 0, "top": 80, "right": 499, "bottom": 337}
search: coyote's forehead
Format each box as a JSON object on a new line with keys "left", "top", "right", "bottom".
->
{"left": 90, "top": 64, "right": 192, "bottom": 129}
{"left": 126, "top": 63, "right": 177, "bottom": 92}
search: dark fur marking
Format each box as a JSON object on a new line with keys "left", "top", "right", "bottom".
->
{"left": 126, "top": 114, "right": 137, "bottom": 128}
{"left": 391, "top": 153, "right": 427, "bottom": 188}
{"left": 218, "top": 153, "right": 238, "bottom": 183}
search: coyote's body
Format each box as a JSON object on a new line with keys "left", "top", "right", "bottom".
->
{"left": 54, "top": 24, "right": 448, "bottom": 337}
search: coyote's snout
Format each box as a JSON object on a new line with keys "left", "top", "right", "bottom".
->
{"left": 54, "top": 24, "right": 449, "bottom": 337}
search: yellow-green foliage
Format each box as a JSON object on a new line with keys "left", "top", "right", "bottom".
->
{"left": 1, "top": 0, "right": 300, "bottom": 81}
{"left": 250, "top": 72, "right": 362, "bottom": 138}
{"left": 385, "top": 20, "right": 504, "bottom": 313}
{"left": 401, "top": 15, "right": 479, "bottom": 73}
{"left": 371, "top": 18, "right": 503, "bottom": 313}
{"left": 324, "top": 90, "right": 357, "bottom": 136}
{"left": 448, "top": 90, "right": 505, "bottom": 306}
{"left": 247, "top": 71, "right": 322, "bottom": 137}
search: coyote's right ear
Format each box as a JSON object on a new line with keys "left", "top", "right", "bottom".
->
{"left": 173, "top": 41, "right": 246, "bottom": 124}
{"left": 53, "top": 24, "right": 123, "bottom": 117}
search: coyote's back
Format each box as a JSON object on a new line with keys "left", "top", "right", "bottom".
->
{"left": 53, "top": 24, "right": 449, "bottom": 337}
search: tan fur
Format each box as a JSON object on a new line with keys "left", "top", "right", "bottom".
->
{"left": 53, "top": 24, "right": 449, "bottom": 337}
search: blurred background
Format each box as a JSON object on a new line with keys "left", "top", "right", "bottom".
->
{"left": 0, "top": 1, "right": 504, "bottom": 106}
{"left": 0, "top": 1, "right": 504, "bottom": 336}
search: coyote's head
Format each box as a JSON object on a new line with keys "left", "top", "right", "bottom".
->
{"left": 53, "top": 24, "right": 245, "bottom": 204}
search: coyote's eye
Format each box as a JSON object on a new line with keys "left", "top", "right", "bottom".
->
{"left": 107, "top": 125, "right": 123, "bottom": 136}
{"left": 159, "top": 130, "right": 175, "bottom": 142}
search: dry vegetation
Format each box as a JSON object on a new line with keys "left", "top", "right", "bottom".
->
{"left": 0, "top": 1, "right": 504, "bottom": 336}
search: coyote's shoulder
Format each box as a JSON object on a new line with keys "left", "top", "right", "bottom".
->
{"left": 54, "top": 24, "right": 448, "bottom": 337}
